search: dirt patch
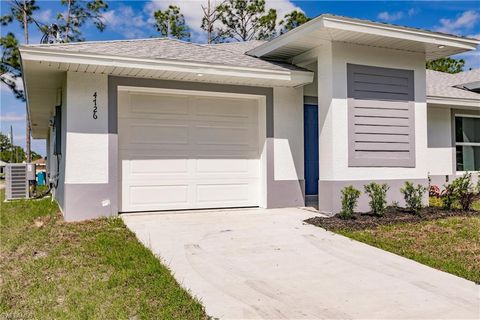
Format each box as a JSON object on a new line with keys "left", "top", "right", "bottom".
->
{"left": 305, "top": 207, "right": 480, "bottom": 231}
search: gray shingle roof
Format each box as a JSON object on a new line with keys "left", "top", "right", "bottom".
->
{"left": 427, "top": 69, "right": 480, "bottom": 100}
{"left": 27, "top": 38, "right": 305, "bottom": 72}
{"left": 206, "top": 40, "right": 267, "bottom": 54}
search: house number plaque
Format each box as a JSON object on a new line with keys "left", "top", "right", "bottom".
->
{"left": 93, "top": 92, "right": 98, "bottom": 119}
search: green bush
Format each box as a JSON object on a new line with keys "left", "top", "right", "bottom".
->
{"left": 451, "top": 173, "right": 477, "bottom": 211}
{"left": 440, "top": 183, "right": 456, "bottom": 210}
{"left": 364, "top": 182, "right": 389, "bottom": 216}
{"left": 340, "top": 186, "right": 361, "bottom": 219}
{"left": 429, "top": 196, "right": 443, "bottom": 208}
{"left": 401, "top": 181, "right": 427, "bottom": 215}
{"left": 440, "top": 173, "right": 479, "bottom": 210}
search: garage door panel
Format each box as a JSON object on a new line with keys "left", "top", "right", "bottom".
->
{"left": 196, "top": 158, "right": 260, "bottom": 177}
{"left": 128, "top": 158, "right": 189, "bottom": 174}
{"left": 196, "top": 183, "right": 251, "bottom": 203}
{"left": 195, "top": 125, "right": 254, "bottom": 146}
{"left": 129, "top": 124, "right": 189, "bottom": 145}
{"left": 195, "top": 97, "right": 256, "bottom": 120}
{"left": 196, "top": 158, "right": 248, "bottom": 173}
{"left": 129, "top": 93, "right": 190, "bottom": 116}
{"left": 119, "top": 91, "right": 262, "bottom": 212}
{"left": 129, "top": 185, "right": 189, "bottom": 206}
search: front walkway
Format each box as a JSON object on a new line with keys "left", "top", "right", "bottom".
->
{"left": 122, "top": 208, "right": 479, "bottom": 319}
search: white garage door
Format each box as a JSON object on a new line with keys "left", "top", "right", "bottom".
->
{"left": 118, "top": 91, "right": 262, "bottom": 212}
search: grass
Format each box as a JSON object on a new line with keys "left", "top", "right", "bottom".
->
{"left": 337, "top": 211, "right": 480, "bottom": 283}
{"left": 0, "top": 191, "right": 206, "bottom": 319}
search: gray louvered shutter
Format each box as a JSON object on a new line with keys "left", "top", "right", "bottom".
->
{"left": 347, "top": 64, "right": 415, "bottom": 167}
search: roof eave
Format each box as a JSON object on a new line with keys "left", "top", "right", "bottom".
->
{"left": 19, "top": 46, "right": 314, "bottom": 87}
{"left": 248, "top": 14, "right": 480, "bottom": 59}
{"left": 427, "top": 95, "right": 480, "bottom": 108}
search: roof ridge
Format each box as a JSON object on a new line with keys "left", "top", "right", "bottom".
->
{"left": 205, "top": 40, "right": 265, "bottom": 46}
{"left": 200, "top": 40, "right": 267, "bottom": 57}
{"left": 26, "top": 37, "right": 203, "bottom": 47}
{"left": 196, "top": 41, "right": 261, "bottom": 57}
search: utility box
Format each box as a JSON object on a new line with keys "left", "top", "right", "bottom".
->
{"left": 5, "top": 164, "right": 29, "bottom": 200}
{"left": 26, "top": 163, "right": 36, "bottom": 181}
{"left": 5, "top": 163, "right": 37, "bottom": 200}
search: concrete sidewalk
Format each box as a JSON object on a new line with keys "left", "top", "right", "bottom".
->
{"left": 122, "top": 207, "right": 479, "bottom": 319}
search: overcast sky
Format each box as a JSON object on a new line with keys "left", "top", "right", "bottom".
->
{"left": 1, "top": 0, "right": 479, "bottom": 156}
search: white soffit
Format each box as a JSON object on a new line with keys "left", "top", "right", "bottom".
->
{"left": 248, "top": 14, "right": 480, "bottom": 61}
{"left": 19, "top": 47, "right": 313, "bottom": 88}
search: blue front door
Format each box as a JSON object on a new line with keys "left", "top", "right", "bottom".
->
{"left": 304, "top": 104, "right": 319, "bottom": 195}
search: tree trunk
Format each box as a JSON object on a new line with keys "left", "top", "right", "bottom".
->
{"left": 23, "top": 0, "right": 31, "bottom": 163}
{"left": 207, "top": 0, "right": 212, "bottom": 44}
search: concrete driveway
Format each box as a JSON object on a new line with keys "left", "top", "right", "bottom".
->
{"left": 122, "top": 208, "right": 479, "bottom": 319}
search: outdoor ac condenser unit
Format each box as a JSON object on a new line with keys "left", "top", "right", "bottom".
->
{"left": 5, "top": 163, "right": 36, "bottom": 200}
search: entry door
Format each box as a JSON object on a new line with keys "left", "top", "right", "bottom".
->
{"left": 304, "top": 104, "right": 319, "bottom": 196}
{"left": 119, "top": 91, "right": 261, "bottom": 212}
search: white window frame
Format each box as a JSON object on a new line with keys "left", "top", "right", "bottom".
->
{"left": 454, "top": 114, "right": 480, "bottom": 173}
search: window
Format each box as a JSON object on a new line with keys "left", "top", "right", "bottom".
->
{"left": 455, "top": 116, "right": 480, "bottom": 171}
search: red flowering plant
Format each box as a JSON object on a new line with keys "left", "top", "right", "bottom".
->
{"left": 429, "top": 185, "right": 441, "bottom": 198}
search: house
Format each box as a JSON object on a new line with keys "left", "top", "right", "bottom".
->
{"left": 19, "top": 14, "right": 480, "bottom": 221}
{"left": 0, "top": 160, "right": 6, "bottom": 175}
{"left": 32, "top": 157, "right": 46, "bottom": 173}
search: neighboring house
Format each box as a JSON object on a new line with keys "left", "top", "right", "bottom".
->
{"left": 0, "top": 160, "right": 6, "bottom": 175}
{"left": 20, "top": 14, "right": 480, "bottom": 221}
{"left": 32, "top": 157, "right": 46, "bottom": 173}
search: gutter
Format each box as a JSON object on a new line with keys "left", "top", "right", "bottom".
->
{"left": 427, "top": 96, "right": 480, "bottom": 108}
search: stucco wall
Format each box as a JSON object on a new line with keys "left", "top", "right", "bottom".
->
{"left": 273, "top": 87, "right": 304, "bottom": 181}
{"left": 427, "top": 106, "right": 453, "bottom": 176}
{"left": 330, "top": 42, "right": 428, "bottom": 180}
{"left": 266, "top": 87, "right": 305, "bottom": 208}
{"left": 62, "top": 71, "right": 114, "bottom": 221}
{"left": 315, "top": 42, "right": 429, "bottom": 213}
{"left": 65, "top": 72, "right": 109, "bottom": 184}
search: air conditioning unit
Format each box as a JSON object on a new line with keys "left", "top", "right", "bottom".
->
{"left": 5, "top": 163, "right": 36, "bottom": 200}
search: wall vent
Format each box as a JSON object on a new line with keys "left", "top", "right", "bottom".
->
{"left": 347, "top": 63, "right": 416, "bottom": 168}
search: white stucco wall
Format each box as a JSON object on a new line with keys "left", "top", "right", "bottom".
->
{"left": 273, "top": 87, "right": 304, "bottom": 181}
{"left": 64, "top": 72, "right": 109, "bottom": 184}
{"left": 318, "top": 42, "right": 428, "bottom": 181}
{"left": 316, "top": 42, "right": 335, "bottom": 181}
{"left": 427, "top": 106, "right": 454, "bottom": 176}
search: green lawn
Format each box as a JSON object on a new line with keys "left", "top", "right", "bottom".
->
{"left": 0, "top": 191, "right": 206, "bottom": 319}
{"left": 338, "top": 216, "right": 480, "bottom": 283}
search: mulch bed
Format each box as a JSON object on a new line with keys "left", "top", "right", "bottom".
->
{"left": 305, "top": 206, "right": 480, "bottom": 231}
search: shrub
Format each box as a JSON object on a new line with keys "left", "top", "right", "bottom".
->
{"left": 364, "top": 182, "right": 389, "bottom": 216}
{"left": 340, "top": 186, "right": 361, "bottom": 219}
{"left": 440, "top": 173, "right": 479, "bottom": 211}
{"left": 429, "top": 196, "right": 443, "bottom": 208}
{"left": 451, "top": 173, "right": 477, "bottom": 211}
{"left": 401, "top": 181, "right": 427, "bottom": 215}
{"left": 440, "top": 183, "right": 456, "bottom": 210}
{"left": 429, "top": 185, "right": 441, "bottom": 198}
